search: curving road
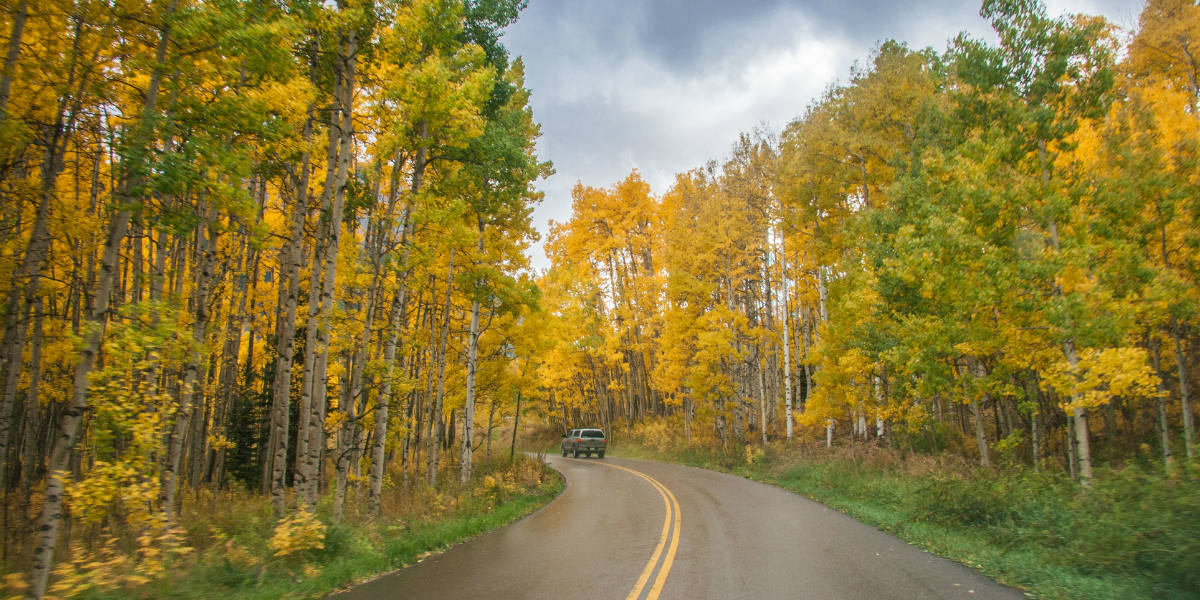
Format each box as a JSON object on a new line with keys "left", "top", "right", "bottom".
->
{"left": 330, "top": 456, "right": 1027, "bottom": 600}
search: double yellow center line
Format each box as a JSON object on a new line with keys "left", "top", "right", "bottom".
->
{"left": 601, "top": 462, "right": 682, "bottom": 600}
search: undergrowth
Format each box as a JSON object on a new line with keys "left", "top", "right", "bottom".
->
{"left": 3, "top": 456, "right": 563, "bottom": 600}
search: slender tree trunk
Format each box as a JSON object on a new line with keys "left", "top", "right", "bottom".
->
{"left": 484, "top": 400, "right": 495, "bottom": 461}
{"left": 1041, "top": 141, "right": 1091, "bottom": 483}
{"left": 461, "top": 222, "right": 484, "bottom": 484}
{"left": 970, "top": 395, "right": 990, "bottom": 468}
{"left": 293, "top": 232, "right": 322, "bottom": 498}
{"left": 968, "top": 358, "right": 991, "bottom": 468}
{"left": 162, "top": 204, "right": 217, "bottom": 520}
{"left": 779, "top": 233, "right": 793, "bottom": 440}
{"left": 30, "top": 207, "right": 131, "bottom": 598}
{"left": 1031, "top": 410, "right": 1041, "bottom": 472}
{"left": 368, "top": 290, "right": 403, "bottom": 516}
{"left": 429, "top": 250, "right": 454, "bottom": 487}
{"left": 369, "top": 163, "right": 414, "bottom": 511}
{"left": 757, "top": 353, "right": 767, "bottom": 446}
{"left": 0, "top": 67, "right": 81, "bottom": 489}
{"left": 1063, "top": 340, "right": 1092, "bottom": 482}
{"left": 332, "top": 357, "right": 358, "bottom": 520}
{"left": 303, "top": 26, "right": 357, "bottom": 506}
{"left": 209, "top": 269, "right": 247, "bottom": 485}
{"left": 0, "top": 0, "right": 27, "bottom": 124}
{"left": 19, "top": 298, "right": 42, "bottom": 495}
{"left": 337, "top": 215, "right": 391, "bottom": 517}
{"left": 187, "top": 362, "right": 211, "bottom": 487}
{"left": 509, "top": 390, "right": 521, "bottom": 462}
{"left": 816, "top": 268, "right": 828, "bottom": 325}
{"left": 0, "top": 300, "right": 30, "bottom": 488}
{"left": 209, "top": 206, "right": 259, "bottom": 487}
{"left": 683, "top": 396, "right": 692, "bottom": 444}
{"left": 29, "top": 0, "right": 176, "bottom": 590}
{"left": 270, "top": 110, "right": 312, "bottom": 508}
{"left": 423, "top": 295, "right": 437, "bottom": 482}
{"left": 1150, "top": 338, "right": 1174, "bottom": 470}
{"left": 1170, "top": 318, "right": 1194, "bottom": 460}
{"left": 1067, "top": 411, "right": 1077, "bottom": 479}
{"left": 337, "top": 265, "right": 380, "bottom": 519}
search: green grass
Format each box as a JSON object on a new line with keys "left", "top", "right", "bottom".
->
{"left": 612, "top": 442, "right": 1199, "bottom": 600}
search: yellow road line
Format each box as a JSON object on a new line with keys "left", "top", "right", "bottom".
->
{"left": 647, "top": 479, "right": 681, "bottom": 599}
{"left": 600, "top": 462, "right": 681, "bottom": 600}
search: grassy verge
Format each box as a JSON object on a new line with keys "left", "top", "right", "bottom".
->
{"left": 11, "top": 456, "right": 563, "bottom": 600}
{"left": 612, "top": 441, "right": 1198, "bottom": 600}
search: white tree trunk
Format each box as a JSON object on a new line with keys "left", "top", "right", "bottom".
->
{"left": 430, "top": 249, "right": 455, "bottom": 487}
{"left": 758, "top": 353, "right": 767, "bottom": 446}
{"left": 968, "top": 358, "right": 991, "bottom": 468}
{"left": 1032, "top": 408, "right": 1041, "bottom": 472}
{"left": 779, "top": 236, "right": 793, "bottom": 440}
{"left": 269, "top": 106, "right": 313, "bottom": 511}
{"left": 163, "top": 206, "right": 217, "bottom": 520}
{"left": 1171, "top": 319, "right": 1194, "bottom": 460}
{"left": 30, "top": 3, "right": 175, "bottom": 592}
{"left": 1149, "top": 341, "right": 1172, "bottom": 470}
{"left": 1060, "top": 340, "right": 1092, "bottom": 482}
{"left": 303, "top": 24, "right": 357, "bottom": 506}
{"left": 461, "top": 221, "right": 485, "bottom": 483}
{"left": 462, "top": 295, "right": 481, "bottom": 483}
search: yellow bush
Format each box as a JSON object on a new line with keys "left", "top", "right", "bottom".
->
{"left": 220, "top": 538, "right": 261, "bottom": 570}
{"left": 744, "top": 444, "right": 764, "bottom": 466}
{"left": 47, "top": 520, "right": 192, "bottom": 598}
{"left": 629, "top": 419, "right": 674, "bottom": 452}
{"left": 269, "top": 509, "right": 326, "bottom": 558}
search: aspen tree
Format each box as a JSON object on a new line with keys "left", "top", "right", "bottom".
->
{"left": 30, "top": 1, "right": 178, "bottom": 592}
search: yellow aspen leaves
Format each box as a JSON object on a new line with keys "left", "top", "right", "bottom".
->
{"left": 269, "top": 509, "right": 327, "bottom": 559}
{"left": 1044, "top": 348, "right": 1164, "bottom": 412}
{"left": 46, "top": 522, "right": 191, "bottom": 598}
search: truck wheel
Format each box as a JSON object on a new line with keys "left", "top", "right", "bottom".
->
{"left": 561, "top": 448, "right": 567, "bottom": 457}
{"left": 572, "top": 449, "right": 579, "bottom": 458}
{"left": 598, "top": 451, "right": 605, "bottom": 459}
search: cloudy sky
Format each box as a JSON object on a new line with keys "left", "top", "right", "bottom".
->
{"left": 500, "top": 0, "right": 1145, "bottom": 271}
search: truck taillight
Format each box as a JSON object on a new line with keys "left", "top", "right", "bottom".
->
{"left": 576, "top": 438, "right": 582, "bottom": 443}
{"left": 604, "top": 439, "right": 607, "bottom": 442}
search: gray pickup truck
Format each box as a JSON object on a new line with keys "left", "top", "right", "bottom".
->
{"left": 561, "top": 428, "right": 607, "bottom": 458}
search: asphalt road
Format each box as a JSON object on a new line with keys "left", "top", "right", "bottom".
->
{"left": 330, "top": 456, "right": 1027, "bottom": 600}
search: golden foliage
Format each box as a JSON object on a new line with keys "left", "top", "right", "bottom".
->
{"left": 1043, "top": 347, "right": 1164, "bottom": 412}
{"left": 269, "top": 509, "right": 326, "bottom": 559}
{"left": 47, "top": 521, "right": 192, "bottom": 598}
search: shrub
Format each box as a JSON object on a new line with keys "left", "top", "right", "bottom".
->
{"left": 269, "top": 509, "right": 326, "bottom": 561}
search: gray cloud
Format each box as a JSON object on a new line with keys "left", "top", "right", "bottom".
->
{"left": 502, "top": 0, "right": 1145, "bottom": 271}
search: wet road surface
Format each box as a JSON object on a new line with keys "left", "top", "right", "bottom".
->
{"left": 330, "top": 456, "right": 1027, "bottom": 600}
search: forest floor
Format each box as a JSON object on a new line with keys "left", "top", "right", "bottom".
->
{"left": 602, "top": 435, "right": 1199, "bottom": 600}
{"left": 1, "top": 455, "right": 563, "bottom": 600}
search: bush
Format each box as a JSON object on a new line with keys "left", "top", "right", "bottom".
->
{"left": 1068, "top": 463, "right": 1200, "bottom": 590}
{"left": 914, "top": 472, "right": 1021, "bottom": 527}
{"left": 898, "top": 420, "right": 967, "bottom": 456}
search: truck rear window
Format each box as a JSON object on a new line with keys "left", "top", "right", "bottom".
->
{"left": 581, "top": 430, "right": 604, "bottom": 438}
